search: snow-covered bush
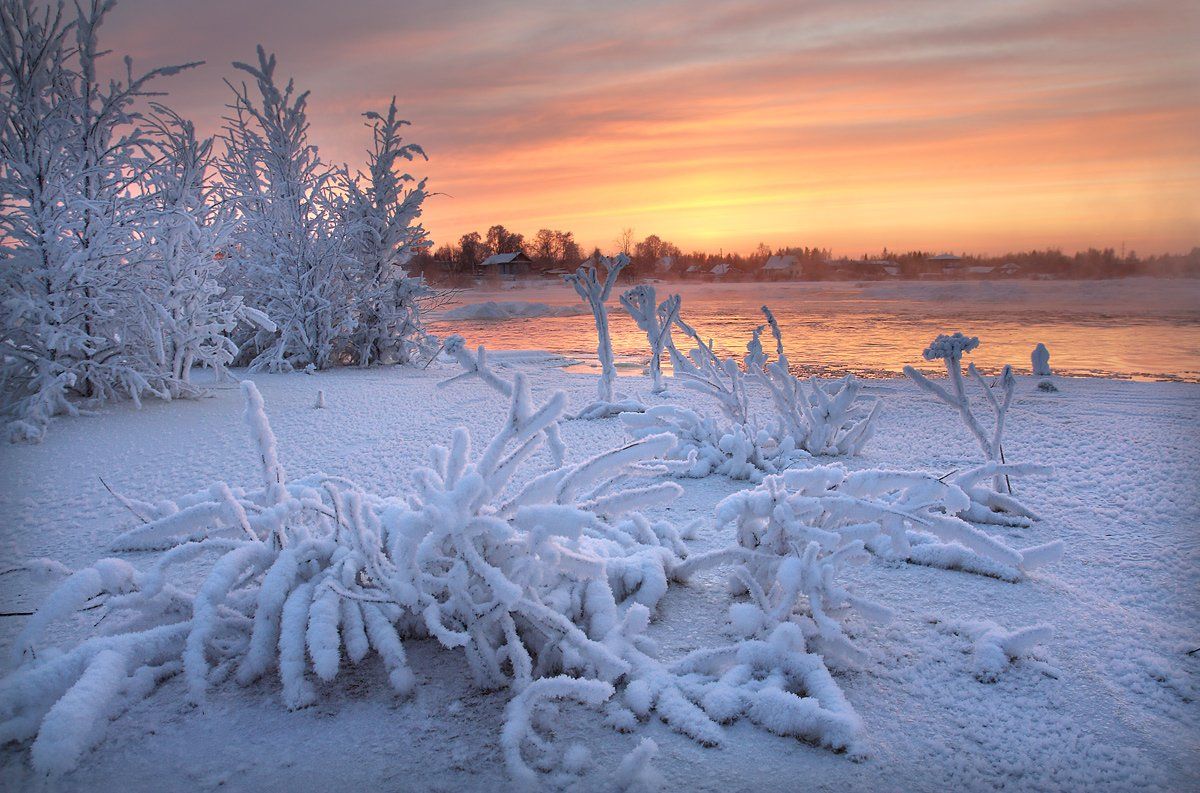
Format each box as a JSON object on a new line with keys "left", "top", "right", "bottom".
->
{"left": 619, "top": 285, "right": 681, "bottom": 394}
{"left": 565, "top": 255, "right": 644, "bottom": 419}
{"left": 745, "top": 308, "right": 880, "bottom": 457}
{"left": 678, "top": 465, "right": 1062, "bottom": 602}
{"left": 0, "top": 378, "right": 690, "bottom": 778}
{"left": 624, "top": 308, "right": 880, "bottom": 480}
{"left": 653, "top": 464, "right": 1063, "bottom": 758}
{"left": 903, "top": 333, "right": 1040, "bottom": 509}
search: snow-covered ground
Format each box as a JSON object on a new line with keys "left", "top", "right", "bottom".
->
{"left": 1, "top": 359, "right": 1197, "bottom": 791}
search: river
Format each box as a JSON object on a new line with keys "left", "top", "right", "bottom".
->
{"left": 427, "top": 277, "right": 1200, "bottom": 382}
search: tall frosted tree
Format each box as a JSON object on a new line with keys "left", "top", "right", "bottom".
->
{"left": 0, "top": 0, "right": 200, "bottom": 440}
{"left": 218, "top": 46, "right": 352, "bottom": 372}
{"left": 136, "top": 105, "right": 258, "bottom": 386}
{"left": 340, "top": 98, "right": 432, "bottom": 365}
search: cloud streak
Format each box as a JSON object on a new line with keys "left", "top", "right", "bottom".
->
{"left": 109, "top": 0, "right": 1199, "bottom": 254}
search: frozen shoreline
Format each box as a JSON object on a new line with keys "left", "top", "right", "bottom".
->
{"left": 1, "top": 361, "right": 1197, "bottom": 791}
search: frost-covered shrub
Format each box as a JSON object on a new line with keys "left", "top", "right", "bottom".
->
{"left": 932, "top": 618, "right": 1056, "bottom": 682}
{"left": 678, "top": 464, "right": 1062, "bottom": 605}
{"left": 657, "top": 464, "right": 1063, "bottom": 757}
{"left": 619, "top": 285, "right": 681, "bottom": 394}
{"left": 565, "top": 255, "right": 645, "bottom": 419}
{"left": 624, "top": 308, "right": 880, "bottom": 480}
{"left": 0, "top": 378, "right": 689, "bottom": 778}
{"left": 745, "top": 308, "right": 880, "bottom": 457}
{"left": 903, "top": 333, "right": 1026, "bottom": 500}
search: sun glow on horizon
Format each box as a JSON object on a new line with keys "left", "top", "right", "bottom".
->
{"left": 110, "top": 0, "right": 1200, "bottom": 256}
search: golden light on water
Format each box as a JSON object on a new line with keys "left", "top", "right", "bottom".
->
{"left": 428, "top": 281, "right": 1200, "bottom": 382}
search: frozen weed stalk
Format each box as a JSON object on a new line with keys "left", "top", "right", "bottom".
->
{"left": 903, "top": 332, "right": 1051, "bottom": 525}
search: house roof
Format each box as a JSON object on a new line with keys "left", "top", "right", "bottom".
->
{"left": 479, "top": 251, "right": 531, "bottom": 266}
{"left": 762, "top": 255, "right": 798, "bottom": 271}
{"left": 655, "top": 256, "right": 675, "bottom": 270}
{"left": 929, "top": 253, "right": 962, "bottom": 261}
{"left": 710, "top": 263, "right": 731, "bottom": 276}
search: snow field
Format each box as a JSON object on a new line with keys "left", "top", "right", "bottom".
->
{"left": 0, "top": 360, "right": 1196, "bottom": 791}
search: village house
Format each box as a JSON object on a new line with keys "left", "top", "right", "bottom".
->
{"left": 476, "top": 251, "right": 533, "bottom": 278}
{"left": 761, "top": 254, "right": 800, "bottom": 280}
{"left": 927, "top": 253, "right": 964, "bottom": 277}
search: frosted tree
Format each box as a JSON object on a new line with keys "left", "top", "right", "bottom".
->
{"left": 619, "top": 285, "right": 680, "bottom": 394}
{"left": 903, "top": 333, "right": 1026, "bottom": 499}
{"left": 218, "top": 46, "right": 353, "bottom": 372}
{"left": 0, "top": 0, "right": 201, "bottom": 440}
{"left": 136, "top": 105, "right": 267, "bottom": 386}
{"left": 340, "top": 97, "right": 433, "bottom": 365}
{"left": 565, "top": 254, "right": 643, "bottom": 419}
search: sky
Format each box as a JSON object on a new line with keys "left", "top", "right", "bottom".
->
{"left": 107, "top": 0, "right": 1200, "bottom": 256}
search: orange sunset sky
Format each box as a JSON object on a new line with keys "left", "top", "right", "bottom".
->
{"left": 111, "top": 0, "right": 1199, "bottom": 256}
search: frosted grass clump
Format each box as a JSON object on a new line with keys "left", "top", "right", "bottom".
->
{"left": 904, "top": 332, "right": 1046, "bottom": 520}
{"left": 624, "top": 307, "right": 880, "bottom": 481}
{"left": 0, "top": 379, "right": 688, "bottom": 780}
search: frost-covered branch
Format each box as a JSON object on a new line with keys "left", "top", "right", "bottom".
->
{"left": 619, "top": 285, "right": 680, "bottom": 394}
{"left": 564, "top": 255, "right": 644, "bottom": 419}
{"left": 437, "top": 335, "right": 566, "bottom": 466}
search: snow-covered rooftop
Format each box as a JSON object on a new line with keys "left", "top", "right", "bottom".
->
{"left": 479, "top": 252, "right": 528, "bottom": 267}
{"left": 762, "top": 255, "right": 797, "bottom": 271}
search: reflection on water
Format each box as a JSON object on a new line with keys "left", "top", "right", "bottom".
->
{"left": 427, "top": 279, "right": 1200, "bottom": 382}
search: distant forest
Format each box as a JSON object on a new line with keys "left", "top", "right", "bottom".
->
{"left": 411, "top": 225, "right": 1200, "bottom": 284}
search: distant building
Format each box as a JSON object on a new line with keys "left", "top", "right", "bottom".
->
{"left": 709, "top": 262, "right": 732, "bottom": 278}
{"left": 477, "top": 251, "right": 532, "bottom": 277}
{"left": 684, "top": 264, "right": 703, "bottom": 275}
{"left": 761, "top": 254, "right": 800, "bottom": 280}
{"left": 654, "top": 256, "right": 676, "bottom": 274}
{"left": 928, "top": 253, "right": 964, "bottom": 276}
{"left": 864, "top": 260, "right": 901, "bottom": 278}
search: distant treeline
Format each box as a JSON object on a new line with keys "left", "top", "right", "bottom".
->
{"left": 413, "top": 227, "right": 1200, "bottom": 284}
